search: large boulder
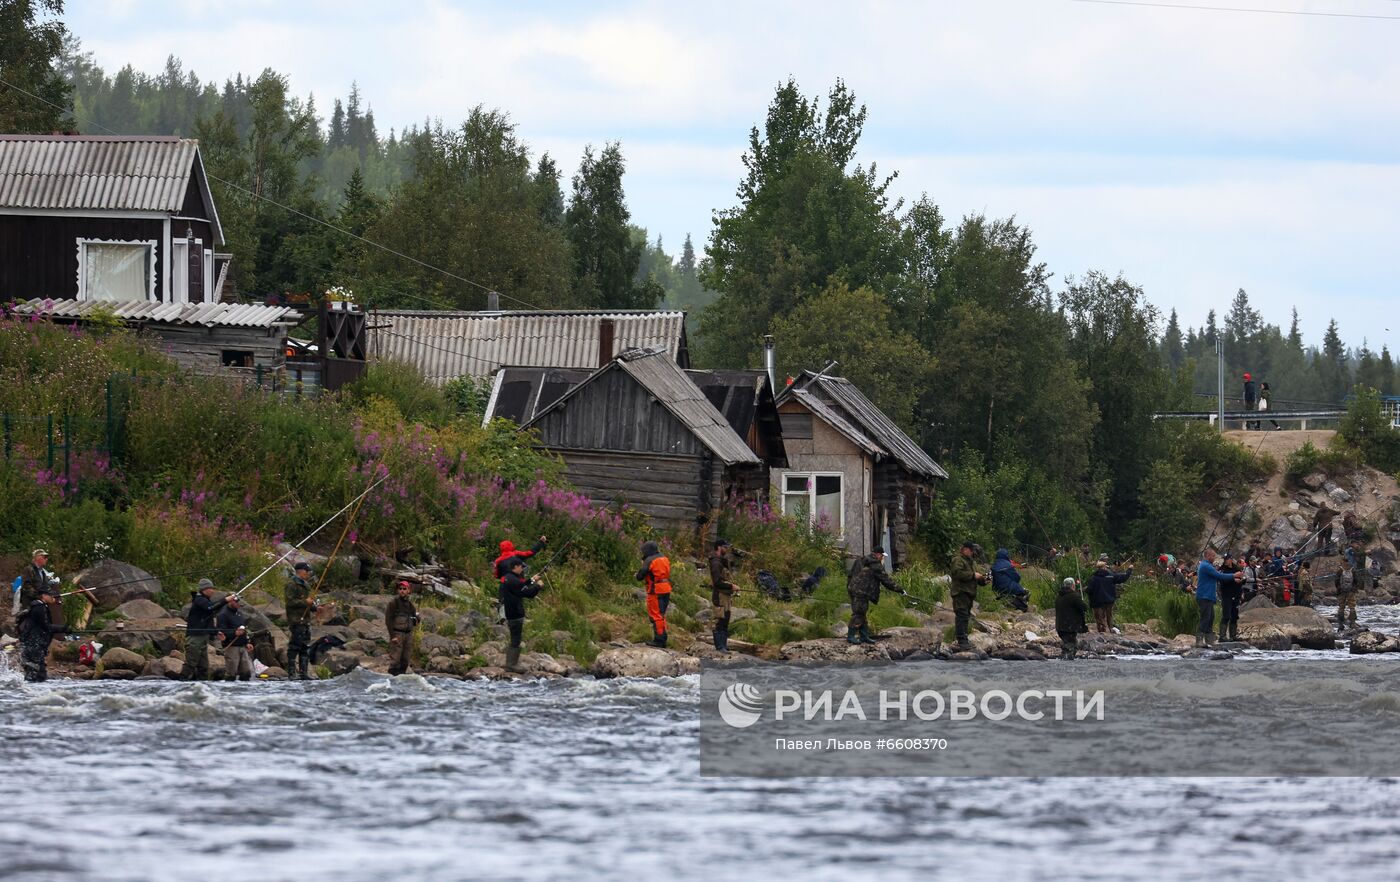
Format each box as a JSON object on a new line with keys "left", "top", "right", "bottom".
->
{"left": 1238, "top": 605, "right": 1336, "bottom": 650}
{"left": 417, "top": 633, "right": 462, "bottom": 658}
{"left": 139, "top": 656, "right": 185, "bottom": 679}
{"left": 349, "top": 618, "right": 388, "bottom": 642}
{"left": 98, "top": 647, "right": 146, "bottom": 673}
{"left": 115, "top": 599, "right": 168, "bottom": 619}
{"left": 97, "top": 618, "right": 185, "bottom": 654}
{"left": 1349, "top": 630, "right": 1400, "bottom": 654}
{"left": 1264, "top": 517, "right": 1309, "bottom": 551}
{"left": 1238, "top": 624, "right": 1291, "bottom": 652}
{"left": 72, "top": 560, "right": 161, "bottom": 611}
{"left": 322, "top": 649, "right": 361, "bottom": 676}
{"left": 590, "top": 645, "right": 697, "bottom": 678}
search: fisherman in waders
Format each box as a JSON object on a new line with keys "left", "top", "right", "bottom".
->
{"left": 180, "top": 579, "right": 229, "bottom": 681}
{"left": 16, "top": 548, "right": 59, "bottom": 618}
{"left": 846, "top": 546, "right": 901, "bottom": 645}
{"left": 1054, "top": 578, "right": 1088, "bottom": 660}
{"left": 500, "top": 558, "right": 542, "bottom": 672}
{"left": 1195, "top": 549, "right": 1242, "bottom": 647}
{"left": 1335, "top": 556, "right": 1358, "bottom": 629}
{"left": 284, "top": 562, "right": 317, "bottom": 680}
{"left": 709, "top": 539, "right": 740, "bottom": 652}
{"left": 19, "top": 584, "right": 63, "bottom": 682}
{"left": 384, "top": 580, "right": 420, "bottom": 676}
{"left": 949, "top": 542, "right": 986, "bottom": 651}
{"left": 637, "top": 541, "right": 672, "bottom": 647}
{"left": 1086, "top": 555, "right": 1131, "bottom": 634}
{"left": 216, "top": 593, "right": 253, "bottom": 682}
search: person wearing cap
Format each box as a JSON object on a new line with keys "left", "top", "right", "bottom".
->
{"left": 709, "top": 539, "right": 741, "bottom": 652}
{"left": 948, "top": 542, "right": 987, "bottom": 651}
{"left": 1085, "top": 556, "right": 1132, "bottom": 634}
{"left": 845, "top": 545, "right": 902, "bottom": 646}
{"left": 1242, "top": 373, "right": 1257, "bottom": 429}
{"left": 216, "top": 593, "right": 253, "bottom": 682}
{"left": 500, "top": 558, "right": 543, "bottom": 672}
{"left": 18, "top": 583, "right": 65, "bottom": 682}
{"left": 384, "top": 580, "right": 420, "bottom": 676}
{"left": 1219, "top": 554, "right": 1248, "bottom": 642}
{"left": 1335, "top": 555, "right": 1359, "bottom": 629}
{"left": 284, "top": 562, "right": 318, "bottom": 680}
{"left": 16, "top": 548, "right": 59, "bottom": 620}
{"left": 180, "top": 579, "right": 230, "bottom": 681}
{"left": 1054, "top": 578, "right": 1088, "bottom": 660}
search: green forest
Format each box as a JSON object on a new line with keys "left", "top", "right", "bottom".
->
{"left": 3, "top": 0, "right": 1398, "bottom": 559}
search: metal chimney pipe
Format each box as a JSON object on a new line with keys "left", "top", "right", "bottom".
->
{"left": 763, "top": 335, "right": 776, "bottom": 392}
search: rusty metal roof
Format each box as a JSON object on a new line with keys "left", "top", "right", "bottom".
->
{"left": 786, "top": 371, "right": 948, "bottom": 479}
{"left": 14, "top": 297, "right": 301, "bottom": 329}
{"left": 368, "top": 309, "right": 689, "bottom": 384}
{"left": 0, "top": 135, "right": 222, "bottom": 242}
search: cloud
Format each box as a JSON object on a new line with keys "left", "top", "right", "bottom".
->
{"left": 62, "top": 0, "right": 1400, "bottom": 350}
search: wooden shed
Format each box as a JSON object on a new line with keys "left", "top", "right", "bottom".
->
{"left": 520, "top": 349, "right": 764, "bottom": 535}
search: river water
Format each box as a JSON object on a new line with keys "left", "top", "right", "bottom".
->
{"left": 3, "top": 606, "right": 1400, "bottom": 882}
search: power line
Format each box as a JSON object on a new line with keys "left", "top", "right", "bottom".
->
{"left": 1070, "top": 0, "right": 1400, "bottom": 20}
{"left": 0, "top": 75, "right": 547, "bottom": 313}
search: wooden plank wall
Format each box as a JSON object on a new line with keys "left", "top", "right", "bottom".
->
{"left": 873, "top": 461, "right": 934, "bottom": 568}
{"left": 0, "top": 214, "right": 165, "bottom": 300}
{"left": 558, "top": 449, "right": 703, "bottom": 532}
{"left": 142, "top": 325, "right": 287, "bottom": 374}
{"left": 532, "top": 368, "right": 708, "bottom": 457}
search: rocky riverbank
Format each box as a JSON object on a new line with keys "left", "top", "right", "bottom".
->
{"left": 5, "top": 555, "right": 1363, "bottom": 683}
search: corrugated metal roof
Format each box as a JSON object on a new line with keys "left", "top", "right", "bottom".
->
{"left": 0, "top": 135, "right": 196, "bottom": 212}
{"left": 797, "top": 373, "right": 948, "bottom": 479}
{"left": 525, "top": 350, "right": 760, "bottom": 466}
{"left": 367, "top": 309, "right": 689, "bottom": 384}
{"left": 14, "top": 297, "right": 302, "bottom": 329}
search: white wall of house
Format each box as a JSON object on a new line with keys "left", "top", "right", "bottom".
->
{"left": 773, "top": 399, "right": 873, "bottom": 555}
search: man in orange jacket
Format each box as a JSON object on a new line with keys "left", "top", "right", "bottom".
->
{"left": 636, "top": 541, "right": 671, "bottom": 648}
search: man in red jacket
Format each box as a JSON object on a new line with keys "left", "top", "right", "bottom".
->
{"left": 493, "top": 536, "right": 547, "bottom": 581}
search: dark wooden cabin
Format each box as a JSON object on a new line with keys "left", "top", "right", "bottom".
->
{"left": 0, "top": 135, "right": 230, "bottom": 304}
{"left": 517, "top": 349, "right": 764, "bottom": 535}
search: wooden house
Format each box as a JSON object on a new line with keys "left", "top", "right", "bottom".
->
{"left": 776, "top": 371, "right": 948, "bottom": 567}
{"left": 504, "top": 348, "right": 764, "bottom": 535}
{"left": 0, "top": 135, "right": 230, "bottom": 304}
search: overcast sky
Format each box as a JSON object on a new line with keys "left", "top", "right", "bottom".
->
{"left": 67, "top": 0, "right": 1400, "bottom": 351}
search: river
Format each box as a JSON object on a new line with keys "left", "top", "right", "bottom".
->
{"left": 3, "top": 605, "right": 1400, "bottom": 882}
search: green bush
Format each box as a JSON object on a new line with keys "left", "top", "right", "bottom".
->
{"left": 337, "top": 360, "right": 452, "bottom": 425}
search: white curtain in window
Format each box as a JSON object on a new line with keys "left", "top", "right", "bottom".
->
{"left": 83, "top": 243, "right": 150, "bottom": 301}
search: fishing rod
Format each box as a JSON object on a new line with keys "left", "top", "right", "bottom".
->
{"left": 232, "top": 472, "right": 391, "bottom": 599}
{"left": 55, "top": 565, "right": 249, "bottom": 599}
{"left": 1201, "top": 430, "right": 1274, "bottom": 555}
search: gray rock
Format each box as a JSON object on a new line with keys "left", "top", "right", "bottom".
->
{"left": 1241, "top": 595, "right": 1276, "bottom": 612}
{"left": 140, "top": 656, "right": 184, "bottom": 679}
{"left": 1288, "top": 513, "right": 1309, "bottom": 531}
{"left": 98, "top": 647, "right": 146, "bottom": 673}
{"left": 590, "top": 645, "right": 697, "bottom": 678}
{"left": 1302, "top": 473, "right": 1326, "bottom": 490}
{"left": 1179, "top": 649, "right": 1234, "bottom": 660}
{"left": 98, "top": 668, "right": 139, "bottom": 680}
{"left": 72, "top": 560, "right": 161, "bottom": 611}
{"left": 114, "top": 599, "right": 167, "bottom": 619}
{"left": 417, "top": 633, "right": 462, "bottom": 658}
{"left": 274, "top": 543, "right": 328, "bottom": 569}
{"left": 1238, "top": 605, "right": 1336, "bottom": 649}
{"left": 1349, "top": 630, "right": 1400, "bottom": 654}
{"left": 96, "top": 618, "right": 184, "bottom": 654}
{"left": 1329, "top": 486, "right": 1352, "bottom": 503}
{"left": 349, "top": 618, "right": 389, "bottom": 641}
{"left": 322, "top": 649, "right": 361, "bottom": 676}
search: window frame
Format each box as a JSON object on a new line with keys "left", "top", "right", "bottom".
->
{"left": 780, "top": 470, "right": 845, "bottom": 538}
{"left": 75, "top": 237, "right": 158, "bottom": 302}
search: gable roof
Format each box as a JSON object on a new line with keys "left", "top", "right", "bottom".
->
{"left": 525, "top": 349, "right": 760, "bottom": 466}
{"left": 368, "top": 309, "right": 689, "bottom": 384}
{"left": 685, "top": 368, "right": 787, "bottom": 467}
{"left": 14, "top": 297, "right": 300, "bottom": 330}
{"left": 784, "top": 371, "right": 948, "bottom": 479}
{"left": 482, "top": 366, "right": 595, "bottom": 425}
{"left": 0, "top": 135, "right": 223, "bottom": 243}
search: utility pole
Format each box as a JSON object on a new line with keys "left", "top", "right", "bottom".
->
{"left": 1216, "top": 337, "right": 1225, "bottom": 433}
